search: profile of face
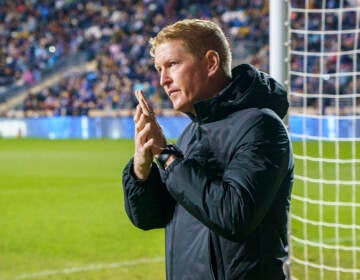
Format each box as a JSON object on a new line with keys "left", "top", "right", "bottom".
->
{"left": 154, "top": 40, "right": 211, "bottom": 114}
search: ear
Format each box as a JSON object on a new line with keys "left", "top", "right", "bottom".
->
{"left": 205, "top": 50, "right": 220, "bottom": 77}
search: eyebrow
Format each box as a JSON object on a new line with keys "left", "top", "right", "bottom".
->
{"left": 153, "top": 59, "right": 169, "bottom": 73}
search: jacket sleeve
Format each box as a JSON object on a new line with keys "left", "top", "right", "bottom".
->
{"left": 122, "top": 158, "right": 176, "bottom": 230}
{"left": 162, "top": 111, "right": 293, "bottom": 241}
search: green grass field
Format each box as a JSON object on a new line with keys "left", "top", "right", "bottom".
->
{"left": 1, "top": 139, "right": 359, "bottom": 280}
{"left": 0, "top": 139, "right": 165, "bottom": 280}
{"left": 291, "top": 141, "right": 360, "bottom": 280}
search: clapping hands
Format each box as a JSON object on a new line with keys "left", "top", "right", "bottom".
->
{"left": 133, "top": 90, "right": 167, "bottom": 179}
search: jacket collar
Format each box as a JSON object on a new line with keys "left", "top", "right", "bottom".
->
{"left": 188, "top": 64, "right": 289, "bottom": 123}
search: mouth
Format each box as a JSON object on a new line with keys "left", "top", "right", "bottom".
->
{"left": 168, "top": 89, "right": 180, "bottom": 97}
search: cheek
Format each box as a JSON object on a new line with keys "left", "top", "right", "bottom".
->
{"left": 176, "top": 66, "right": 205, "bottom": 98}
{"left": 187, "top": 72, "right": 205, "bottom": 93}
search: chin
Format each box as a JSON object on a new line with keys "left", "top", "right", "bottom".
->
{"left": 171, "top": 101, "right": 193, "bottom": 114}
{"left": 171, "top": 103, "right": 182, "bottom": 112}
{"left": 172, "top": 105, "right": 186, "bottom": 114}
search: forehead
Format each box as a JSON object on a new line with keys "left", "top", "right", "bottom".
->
{"left": 154, "top": 40, "right": 193, "bottom": 65}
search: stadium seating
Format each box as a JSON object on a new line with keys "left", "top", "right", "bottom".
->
{"left": 9, "top": 0, "right": 357, "bottom": 117}
{"left": 0, "top": 0, "right": 272, "bottom": 117}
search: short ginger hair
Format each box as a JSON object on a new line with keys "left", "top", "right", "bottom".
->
{"left": 149, "top": 19, "right": 232, "bottom": 77}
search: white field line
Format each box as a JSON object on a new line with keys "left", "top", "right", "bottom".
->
{"left": 15, "top": 256, "right": 164, "bottom": 279}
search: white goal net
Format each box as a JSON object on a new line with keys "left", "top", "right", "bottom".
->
{"left": 288, "top": 1, "right": 360, "bottom": 279}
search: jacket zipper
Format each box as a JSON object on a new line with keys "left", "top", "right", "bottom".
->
{"left": 169, "top": 204, "right": 178, "bottom": 279}
{"left": 208, "top": 231, "right": 216, "bottom": 280}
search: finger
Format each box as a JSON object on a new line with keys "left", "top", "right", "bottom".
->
{"left": 135, "top": 125, "right": 146, "bottom": 147}
{"left": 134, "top": 89, "right": 142, "bottom": 102}
{"left": 135, "top": 89, "right": 152, "bottom": 118}
{"left": 136, "top": 122, "right": 151, "bottom": 145}
{"left": 135, "top": 112, "right": 149, "bottom": 133}
{"left": 139, "top": 101, "right": 161, "bottom": 130}
{"left": 134, "top": 104, "right": 142, "bottom": 123}
{"left": 143, "top": 137, "right": 155, "bottom": 151}
{"left": 137, "top": 90, "right": 154, "bottom": 117}
{"left": 138, "top": 90, "right": 152, "bottom": 112}
{"left": 134, "top": 89, "right": 147, "bottom": 110}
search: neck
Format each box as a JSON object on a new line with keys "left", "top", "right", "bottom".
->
{"left": 210, "top": 73, "right": 232, "bottom": 98}
{"left": 189, "top": 74, "right": 232, "bottom": 116}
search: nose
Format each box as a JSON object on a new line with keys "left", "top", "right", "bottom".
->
{"left": 160, "top": 69, "right": 172, "bottom": 87}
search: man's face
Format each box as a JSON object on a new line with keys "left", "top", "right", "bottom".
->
{"left": 154, "top": 40, "right": 209, "bottom": 114}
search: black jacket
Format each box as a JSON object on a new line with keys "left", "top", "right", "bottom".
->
{"left": 122, "top": 64, "right": 294, "bottom": 279}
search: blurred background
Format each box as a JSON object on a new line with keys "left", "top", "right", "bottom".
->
{"left": 0, "top": 1, "right": 359, "bottom": 280}
{"left": 0, "top": 0, "right": 269, "bottom": 120}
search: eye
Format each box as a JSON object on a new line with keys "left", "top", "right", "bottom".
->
{"left": 155, "top": 66, "right": 161, "bottom": 73}
{"left": 169, "top": 61, "right": 178, "bottom": 67}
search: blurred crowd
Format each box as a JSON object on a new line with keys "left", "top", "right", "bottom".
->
{"left": 1, "top": 0, "right": 359, "bottom": 117}
{"left": 289, "top": 0, "right": 360, "bottom": 112}
{"left": 1, "top": 0, "right": 269, "bottom": 117}
{"left": 0, "top": 0, "right": 91, "bottom": 88}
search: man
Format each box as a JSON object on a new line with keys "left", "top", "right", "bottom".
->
{"left": 122, "top": 19, "right": 294, "bottom": 279}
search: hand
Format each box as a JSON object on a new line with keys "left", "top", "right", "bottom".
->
{"left": 133, "top": 104, "right": 153, "bottom": 179}
{"left": 133, "top": 90, "right": 167, "bottom": 179}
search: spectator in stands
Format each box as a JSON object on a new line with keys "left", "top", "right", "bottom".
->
{"left": 288, "top": 1, "right": 358, "bottom": 112}
{"left": 122, "top": 19, "right": 294, "bottom": 279}
{"left": 12, "top": 0, "right": 358, "bottom": 117}
{"left": 14, "top": 0, "right": 270, "bottom": 116}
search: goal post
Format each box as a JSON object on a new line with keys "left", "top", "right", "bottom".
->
{"left": 270, "top": 0, "right": 360, "bottom": 279}
{"left": 269, "top": 0, "right": 288, "bottom": 86}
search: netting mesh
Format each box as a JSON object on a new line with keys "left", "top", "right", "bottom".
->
{"left": 288, "top": 1, "right": 360, "bottom": 279}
